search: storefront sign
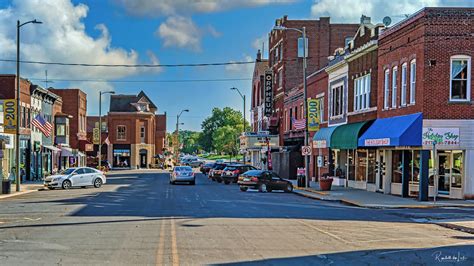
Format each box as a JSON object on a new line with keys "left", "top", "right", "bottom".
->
{"left": 312, "top": 140, "right": 327, "bottom": 148}
{"left": 307, "top": 98, "right": 320, "bottom": 132}
{"left": 3, "top": 99, "right": 17, "bottom": 134}
{"left": 422, "top": 127, "right": 460, "bottom": 146}
{"left": 93, "top": 128, "right": 100, "bottom": 144}
{"left": 0, "top": 133, "right": 14, "bottom": 149}
{"left": 364, "top": 138, "right": 390, "bottom": 146}
{"left": 240, "top": 135, "right": 279, "bottom": 150}
{"left": 264, "top": 70, "right": 273, "bottom": 117}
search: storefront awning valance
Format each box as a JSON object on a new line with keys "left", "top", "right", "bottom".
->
{"left": 43, "top": 145, "right": 61, "bottom": 152}
{"left": 331, "top": 121, "right": 371, "bottom": 149}
{"left": 60, "top": 147, "right": 74, "bottom": 157}
{"left": 312, "top": 126, "right": 338, "bottom": 148}
{"left": 358, "top": 113, "right": 423, "bottom": 147}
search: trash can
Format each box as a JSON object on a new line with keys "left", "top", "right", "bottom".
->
{"left": 2, "top": 179, "right": 11, "bottom": 194}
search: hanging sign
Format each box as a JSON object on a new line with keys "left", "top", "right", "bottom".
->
{"left": 93, "top": 128, "right": 100, "bottom": 144}
{"left": 3, "top": 99, "right": 17, "bottom": 134}
{"left": 264, "top": 70, "right": 273, "bottom": 117}
{"left": 422, "top": 128, "right": 460, "bottom": 146}
{"left": 307, "top": 98, "right": 320, "bottom": 132}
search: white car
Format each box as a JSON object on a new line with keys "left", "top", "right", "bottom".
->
{"left": 44, "top": 167, "right": 106, "bottom": 190}
{"left": 170, "top": 166, "right": 195, "bottom": 185}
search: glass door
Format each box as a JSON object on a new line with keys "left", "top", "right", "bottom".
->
{"left": 437, "top": 153, "right": 451, "bottom": 195}
{"left": 377, "top": 151, "right": 385, "bottom": 191}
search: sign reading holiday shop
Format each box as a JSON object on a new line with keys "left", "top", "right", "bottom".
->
{"left": 422, "top": 127, "right": 460, "bottom": 146}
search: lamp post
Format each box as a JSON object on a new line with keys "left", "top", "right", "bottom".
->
{"left": 230, "top": 87, "right": 246, "bottom": 163}
{"left": 16, "top": 19, "right": 42, "bottom": 192}
{"left": 273, "top": 25, "right": 308, "bottom": 188}
{"left": 176, "top": 109, "right": 189, "bottom": 162}
{"left": 98, "top": 90, "right": 115, "bottom": 170}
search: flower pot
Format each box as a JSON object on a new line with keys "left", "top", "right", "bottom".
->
{"left": 319, "top": 178, "right": 333, "bottom": 191}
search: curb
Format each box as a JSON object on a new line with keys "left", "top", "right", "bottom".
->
{"left": 0, "top": 189, "right": 38, "bottom": 200}
{"left": 436, "top": 222, "right": 474, "bottom": 234}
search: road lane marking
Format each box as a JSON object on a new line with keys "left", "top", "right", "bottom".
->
{"left": 171, "top": 217, "right": 179, "bottom": 266}
{"left": 155, "top": 219, "right": 166, "bottom": 266}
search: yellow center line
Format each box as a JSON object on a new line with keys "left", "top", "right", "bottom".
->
{"left": 171, "top": 217, "right": 180, "bottom": 266}
{"left": 155, "top": 219, "right": 166, "bottom": 266}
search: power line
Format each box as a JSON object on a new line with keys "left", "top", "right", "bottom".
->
{"left": 0, "top": 58, "right": 255, "bottom": 68}
{"left": 28, "top": 77, "right": 252, "bottom": 83}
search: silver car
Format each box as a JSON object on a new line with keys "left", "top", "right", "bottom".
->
{"left": 170, "top": 166, "right": 195, "bottom": 185}
{"left": 44, "top": 167, "right": 106, "bottom": 190}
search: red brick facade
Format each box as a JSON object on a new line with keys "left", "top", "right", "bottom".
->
{"left": 155, "top": 113, "right": 167, "bottom": 154}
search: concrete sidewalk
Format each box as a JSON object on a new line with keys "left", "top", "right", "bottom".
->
{"left": 0, "top": 182, "right": 43, "bottom": 200}
{"left": 291, "top": 180, "right": 474, "bottom": 209}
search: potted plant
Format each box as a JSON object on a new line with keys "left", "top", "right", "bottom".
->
{"left": 319, "top": 173, "right": 333, "bottom": 191}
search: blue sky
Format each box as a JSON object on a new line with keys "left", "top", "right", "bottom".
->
{"left": 0, "top": 0, "right": 472, "bottom": 131}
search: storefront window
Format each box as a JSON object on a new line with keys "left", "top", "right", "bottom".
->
{"left": 409, "top": 150, "right": 421, "bottom": 183}
{"left": 451, "top": 151, "right": 463, "bottom": 188}
{"left": 391, "top": 150, "right": 402, "bottom": 183}
{"left": 348, "top": 150, "right": 355, "bottom": 181}
{"left": 367, "top": 149, "right": 376, "bottom": 183}
{"left": 356, "top": 150, "right": 367, "bottom": 181}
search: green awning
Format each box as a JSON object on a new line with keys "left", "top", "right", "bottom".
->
{"left": 331, "top": 121, "right": 371, "bottom": 149}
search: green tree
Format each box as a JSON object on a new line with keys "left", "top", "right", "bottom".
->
{"left": 212, "top": 125, "right": 242, "bottom": 156}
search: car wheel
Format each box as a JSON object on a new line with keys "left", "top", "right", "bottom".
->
{"left": 258, "top": 184, "right": 267, "bottom": 193}
{"left": 190, "top": 180, "right": 195, "bottom": 185}
{"left": 285, "top": 184, "right": 294, "bottom": 193}
{"left": 94, "top": 178, "right": 103, "bottom": 188}
{"left": 62, "top": 180, "right": 72, "bottom": 190}
{"left": 267, "top": 188, "right": 273, "bottom": 192}
{"left": 239, "top": 186, "right": 248, "bottom": 192}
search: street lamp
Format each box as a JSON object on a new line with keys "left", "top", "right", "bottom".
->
{"left": 230, "top": 87, "right": 246, "bottom": 163}
{"left": 15, "top": 19, "right": 42, "bottom": 192}
{"left": 98, "top": 90, "right": 115, "bottom": 169}
{"left": 176, "top": 109, "right": 189, "bottom": 161}
{"left": 273, "top": 25, "right": 309, "bottom": 188}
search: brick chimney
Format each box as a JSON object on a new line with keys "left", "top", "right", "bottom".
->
{"left": 256, "top": 49, "right": 262, "bottom": 62}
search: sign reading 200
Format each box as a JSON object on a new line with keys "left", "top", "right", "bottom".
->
{"left": 3, "top": 99, "right": 17, "bottom": 134}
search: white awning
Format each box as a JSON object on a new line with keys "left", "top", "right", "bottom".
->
{"left": 78, "top": 151, "right": 86, "bottom": 157}
{"left": 60, "top": 147, "right": 74, "bottom": 157}
{"left": 43, "top": 145, "right": 61, "bottom": 152}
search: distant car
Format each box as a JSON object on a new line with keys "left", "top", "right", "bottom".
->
{"left": 221, "top": 164, "right": 257, "bottom": 184}
{"left": 238, "top": 170, "right": 293, "bottom": 193}
{"left": 208, "top": 163, "right": 228, "bottom": 182}
{"left": 44, "top": 167, "right": 106, "bottom": 190}
{"left": 215, "top": 159, "right": 224, "bottom": 163}
{"left": 170, "top": 166, "right": 195, "bottom": 185}
{"left": 183, "top": 157, "right": 204, "bottom": 167}
{"left": 200, "top": 162, "right": 215, "bottom": 174}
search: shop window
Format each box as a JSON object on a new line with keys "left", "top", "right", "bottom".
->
{"left": 410, "top": 60, "right": 416, "bottom": 104}
{"left": 392, "top": 67, "right": 398, "bottom": 108}
{"left": 117, "top": 125, "right": 126, "bottom": 140}
{"left": 451, "top": 151, "right": 463, "bottom": 188}
{"left": 450, "top": 56, "right": 471, "bottom": 101}
{"left": 347, "top": 150, "right": 355, "bottom": 181}
{"left": 384, "top": 70, "right": 390, "bottom": 109}
{"left": 401, "top": 63, "right": 407, "bottom": 106}
{"left": 367, "top": 149, "right": 376, "bottom": 183}
{"left": 356, "top": 150, "right": 367, "bottom": 182}
{"left": 409, "top": 150, "right": 421, "bottom": 183}
{"left": 391, "top": 150, "right": 402, "bottom": 183}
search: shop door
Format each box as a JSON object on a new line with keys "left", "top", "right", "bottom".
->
{"left": 376, "top": 151, "right": 385, "bottom": 191}
{"left": 140, "top": 149, "right": 147, "bottom": 168}
{"left": 437, "top": 153, "right": 451, "bottom": 195}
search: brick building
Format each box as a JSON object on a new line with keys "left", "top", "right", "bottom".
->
{"left": 356, "top": 7, "right": 474, "bottom": 199}
{"left": 107, "top": 91, "right": 165, "bottom": 169}
{"left": 250, "top": 50, "right": 269, "bottom": 133}
{"left": 155, "top": 113, "right": 167, "bottom": 156}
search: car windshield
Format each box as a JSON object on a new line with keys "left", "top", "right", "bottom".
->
{"left": 214, "top": 164, "right": 226, "bottom": 170}
{"left": 175, "top": 166, "right": 192, "bottom": 171}
{"left": 60, "top": 168, "right": 76, "bottom": 175}
{"left": 224, "top": 166, "right": 237, "bottom": 171}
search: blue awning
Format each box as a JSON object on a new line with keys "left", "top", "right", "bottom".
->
{"left": 312, "top": 126, "right": 338, "bottom": 148}
{"left": 358, "top": 113, "right": 423, "bottom": 147}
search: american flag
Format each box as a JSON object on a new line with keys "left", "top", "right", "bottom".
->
{"left": 292, "top": 117, "right": 306, "bottom": 130}
{"left": 32, "top": 114, "right": 53, "bottom": 137}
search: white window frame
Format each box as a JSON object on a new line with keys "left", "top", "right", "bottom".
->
{"left": 317, "top": 96, "right": 325, "bottom": 123}
{"left": 354, "top": 74, "right": 371, "bottom": 111}
{"left": 278, "top": 70, "right": 283, "bottom": 88}
{"left": 384, "top": 69, "right": 390, "bottom": 109}
{"left": 330, "top": 83, "right": 344, "bottom": 117}
{"left": 401, "top": 63, "right": 407, "bottom": 106}
{"left": 450, "top": 55, "right": 471, "bottom": 102}
{"left": 410, "top": 60, "right": 416, "bottom": 104}
{"left": 117, "top": 125, "right": 126, "bottom": 141}
{"left": 140, "top": 126, "right": 145, "bottom": 143}
{"left": 392, "top": 67, "right": 398, "bottom": 108}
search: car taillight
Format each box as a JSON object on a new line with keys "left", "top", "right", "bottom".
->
{"left": 251, "top": 177, "right": 259, "bottom": 182}
{"left": 233, "top": 169, "right": 240, "bottom": 174}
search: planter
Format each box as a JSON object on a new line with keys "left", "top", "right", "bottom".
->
{"left": 319, "top": 178, "right": 333, "bottom": 191}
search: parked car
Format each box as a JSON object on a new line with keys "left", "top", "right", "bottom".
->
{"left": 44, "top": 167, "right": 106, "bottom": 190}
{"left": 170, "top": 166, "right": 195, "bottom": 185}
{"left": 200, "top": 162, "right": 215, "bottom": 174}
{"left": 238, "top": 170, "right": 293, "bottom": 193}
{"left": 208, "top": 163, "right": 228, "bottom": 182}
{"left": 221, "top": 164, "right": 257, "bottom": 184}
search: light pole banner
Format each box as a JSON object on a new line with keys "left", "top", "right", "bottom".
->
{"left": 93, "top": 128, "right": 100, "bottom": 144}
{"left": 307, "top": 98, "right": 320, "bottom": 132}
{"left": 3, "top": 99, "right": 17, "bottom": 134}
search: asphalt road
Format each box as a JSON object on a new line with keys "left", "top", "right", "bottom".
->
{"left": 0, "top": 170, "right": 473, "bottom": 265}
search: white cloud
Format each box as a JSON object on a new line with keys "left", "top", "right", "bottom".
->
{"left": 0, "top": 0, "right": 161, "bottom": 114}
{"left": 156, "top": 16, "right": 222, "bottom": 51}
{"left": 311, "top": 0, "right": 441, "bottom": 23}
{"left": 252, "top": 35, "right": 267, "bottom": 51}
{"left": 225, "top": 55, "right": 254, "bottom": 77}
{"left": 116, "top": 0, "right": 296, "bottom": 17}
